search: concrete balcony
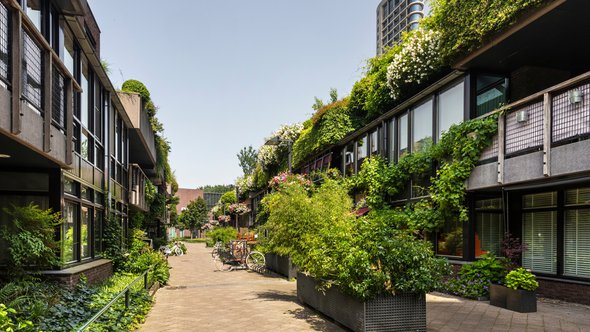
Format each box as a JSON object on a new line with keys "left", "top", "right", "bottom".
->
{"left": 469, "top": 72, "right": 590, "bottom": 190}
{"left": 129, "top": 163, "right": 149, "bottom": 212}
{"left": 118, "top": 92, "right": 157, "bottom": 172}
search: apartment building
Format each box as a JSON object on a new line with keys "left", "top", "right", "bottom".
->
{"left": 0, "top": 0, "right": 162, "bottom": 283}
{"left": 376, "top": 0, "right": 427, "bottom": 55}
{"left": 303, "top": 1, "right": 590, "bottom": 304}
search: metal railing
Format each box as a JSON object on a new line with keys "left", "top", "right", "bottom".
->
{"left": 476, "top": 71, "right": 590, "bottom": 183}
{"left": 76, "top": 269, "right": 151, "bottom": 332}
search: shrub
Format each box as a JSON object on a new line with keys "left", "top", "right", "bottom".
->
{"left": 206, "top": 227, "right": 238, "bottom": 245}
{"left": 121, "top": 79, "right": 150, "bottom": 101}
{"left": 441, "top": 253, "right": 508, "bottom": 299}
{"left": 0, "top": 204, "right": 62, "bottom": 274}
{"left": 120, "top": 229, "right": 170, "bottom": 285}
{"left": 386, "top": 30, "right": 444, "bottom": 100}
{"left": 0, "top": 277, "right": 60, "bottom": 322}
{"left": 40, "top": 273, "right": 152, "bottom": 331}
{"left": 505, "top": 268, "right": 539, "bottom": 291}
{"left": 0, "top": 304, "right": 34, "bottom": 331}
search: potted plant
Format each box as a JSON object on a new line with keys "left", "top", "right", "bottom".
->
{"left": 504, "top": 268, "right": 538, "bottom": 313}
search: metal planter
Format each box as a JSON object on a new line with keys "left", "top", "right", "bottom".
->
{"left": 297, "top": 272, "right": 426, "bottom": 332}
{"left": 489, "top": 284, "right": 537, "bottom": 313}
{"left": 265, "top": 253, "right": 298, "bottom": 280}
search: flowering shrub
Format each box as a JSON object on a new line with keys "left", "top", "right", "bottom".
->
{"left": 235, "top": 174, "right": 255, "bottom": 195}
{"left": 217, "top": 215, "right": 230, "bottom": 222}
{"left": 269, "top": 172, "right": 312, "bottom": 191}
{"left": 386, "top": 30, "right": 443, "bottom": 100}
{"left": 228, "top": 203, "right": 251, "bottom": 215}
{"left": 440, "top": 253, "right": 508, "bottom": 299}
{"left": 257, "top": 123, "right": 303, "bottom": 170}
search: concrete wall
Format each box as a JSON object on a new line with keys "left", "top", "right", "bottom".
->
{"left": 118, "top": 92, "right": 141, "bottom": 128}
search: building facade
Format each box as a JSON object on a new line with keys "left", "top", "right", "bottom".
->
{"left": 376, "top": 0, "right": 427, "bottom": 55}
{"left": 0, "top": 0, "right": 161, "bottom": 283}
{"left": 303, "top": 1, "right": 590, "bottom": 304}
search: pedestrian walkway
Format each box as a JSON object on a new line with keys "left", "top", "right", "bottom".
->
{"left": 140, "top": 242, "right": 590, "bottom": 331}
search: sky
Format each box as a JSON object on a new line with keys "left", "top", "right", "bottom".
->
{"left": 88, "top": 0, "right": 376, "bottom": 189}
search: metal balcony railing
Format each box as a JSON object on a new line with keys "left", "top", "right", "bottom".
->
{"left": 478, "top": 71, "right": 590, "bottom": 182}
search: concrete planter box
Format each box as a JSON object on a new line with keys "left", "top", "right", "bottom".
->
{"left": 265, "top": 253, "right": 298, "bottom": 280}
{"left": 297, "top": 272, "right": 426, "bottom": 332}
{"left": 490, "top": 284, "right": 537, "bottom": 313}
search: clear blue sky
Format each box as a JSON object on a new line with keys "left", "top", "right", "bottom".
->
{"left": 88, "top": 0, "right": 376, "bottom": 188}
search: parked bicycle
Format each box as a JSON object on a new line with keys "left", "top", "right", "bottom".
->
{"left": 212, "top": 240, "right": 265, "bottom": 272}
{"left": 159, "top": 241, "right": 184, "bottom": 257}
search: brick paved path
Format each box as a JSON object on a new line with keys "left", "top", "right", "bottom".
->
{"left": 140, "top": 242, "right": 590, "bottom": 332}
{"left": 139, "top": 242, "right": 343, "bottom": 331}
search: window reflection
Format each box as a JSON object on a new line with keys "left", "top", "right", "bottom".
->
{"left": 398, "top": 113, "right": 408, "bottom": 158}
{"left": 357, "top": 135, "right": 367, "bottom": 161}
{"left": 438, "top": 82, "right": 464, "bottom": 139}
{"left": 437, "top": 219, "right": 463, "bottom": 257}
{"left": 412, "top": 99, "right": 433, "bottom": 153}
{"left": 62, "top": 202, "right": 77, "bottom": 263}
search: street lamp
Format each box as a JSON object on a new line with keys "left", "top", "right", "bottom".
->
{"left": 265, "top": 136, "right": 293, "bottom": 173}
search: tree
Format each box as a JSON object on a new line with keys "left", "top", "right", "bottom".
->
{"left": 237, "top": 145, "right": 257, "bottom": 175}
{"left": 178, "top": 197, "right": 208, "bottom": 238}
{"left": 329, "top": 88, "right": 338, "bottom": 103}
{"left": 312, "top": 97, "right": 324, "bottom": 111}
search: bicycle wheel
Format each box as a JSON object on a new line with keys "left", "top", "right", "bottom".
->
{"left": 246, "top": 251, "right": 265, "bottom": 271}
{"left": 174, "top": 247, "right": 183, "bottom": 256}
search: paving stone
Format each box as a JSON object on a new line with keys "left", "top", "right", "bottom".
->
{"left": 139, "top": 243, "right": 590, "bottom": 331}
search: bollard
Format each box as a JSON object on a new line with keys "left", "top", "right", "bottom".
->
{"left": 144, "top": 272, "right": 148, "bottom": 289}
{"left": 125, "top": 289, "right": 130, "bottom": 309}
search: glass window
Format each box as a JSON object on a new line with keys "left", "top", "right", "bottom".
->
{"left": 522, "top": 192, "right": 557, "bottom": 275}
{"left": 389, "top": 119, "right": 396, "bottom": 161}
{"left": 62, "top": 202, "right": 78, "bottom": 263}
{"left": 63, "top": 177, "right": 76, "bottom": 195}
{"left": 24, "top": 0, "right": 42, "bottom": 32}
{"left": 61, "top": 24, "right": 75, "bottom": 76}
{"left": 412, "top": 99, "right": 433, "bottom": 153}
{"left": 476, "top": 75, "right": 507, "bottom": 117}
{"left": 357, "top": 135, "right": 367, "bottom": 161}
{"left": 81, "top": 56, "right": 89, "bottom": 128}
{"left": 475, "top": 198, "right": 504, "bottom": 257}
{"left": 94, "top": 210, "right": 103, "bottom": 255}
{"left": 81, "top": 206, "right": 91, "bottom": 259}
{"left": 398, "top": 113, "right": 408, "bottom": 158}
{"left": 344, "top": 144, "right": 354, "bottom": 176}
{"left": 437, "top": 219, "right": 463, "bottom": 257}
{"left": 564, "top": 209, "right": 590, "bottom": 278}
{"left": 370, "top": 130, "right": 378, "bottom": 154}
{"left": 81, "top": 131, "right": 90, "bottom": 160}
{"left": 438, "top": 82, "right": 464, "bottom": 139}
{"left": 0, "top": 3, "right": 9, "bottom": 82}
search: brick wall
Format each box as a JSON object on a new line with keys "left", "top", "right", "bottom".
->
{"left": 45, "top": 261, "right": 113, "bottom": 287}
{"left": 537, "top": 279, "right": 590, "bottom": 305}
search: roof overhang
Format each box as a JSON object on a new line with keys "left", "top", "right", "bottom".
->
{"left": 454, "top": 0, "right": 590, "bottom": 73}
{"left": 53, "top": 0, "right": 86, "bottom": 16}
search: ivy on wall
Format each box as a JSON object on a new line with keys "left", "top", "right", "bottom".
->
{"left": 347, "top": 114, "right": 498, "bottom": 232}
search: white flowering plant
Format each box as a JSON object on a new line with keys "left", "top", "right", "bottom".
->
{"left": 257, "top": 123, "right": 303, "bottom": 170}
{"left": 386, "top": 29, "right": 443, "bottom": 100}
{"left": 235, "top": 174, "right": 255, "bottom": 195}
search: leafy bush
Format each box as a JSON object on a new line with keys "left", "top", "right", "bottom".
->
{"left": 40, "top": 273, "right": 152, "bottom": 331}
{"left": 441, "top": 253, "right": 508, "bottom": 299}
{"left": 102, "top": 215, "right": 125, "bottom": 269}
{"left": 0, "top": 277, "right": 60, "bottom": 322}
{"left": 121, "top": 79, "right": 151, "bottom": 101}
{"left": 261, "top": 175, "right": 448, "bottom": 300}
{"left": 206, "top": 227, "right": 238, "bottom": 245}
{"left": 292, "top": 99, "right": 354, "bottom": 168}
{"left": 0, "top": 304, "right": 34, "bottom": 331}
{"left": 505, "top": 268, "right": 539, "bottom": 291}
{"left": 423, "top": 0, "right": 547, "bottom": 62}
{"left": 0, "top": 204, "right": 62, "bottom": 274}
{"left": 120, "top": 229, "right": 170, "bottom": 285}
{"left": 386, "top": 30, "right": 444, "bottom": 100}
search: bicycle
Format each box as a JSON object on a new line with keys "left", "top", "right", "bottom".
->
{"left": 212, "top": 240, "right": 265, "bottom": 272}
{"left": 159, "top": 241, "right": 184, "bottom": 257}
